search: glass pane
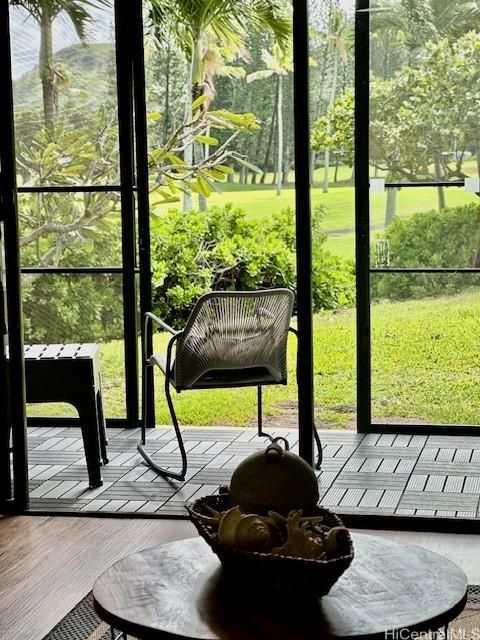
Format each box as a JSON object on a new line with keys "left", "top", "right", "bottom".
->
{"left": 369, "top": 1, "right": 480, "bottom": 185}
{"left": 370, "top": 187, "right": 480, "bottom": 269}
{"left": 309, "top": 0, "right": 356, "bottom": 428}
{"left": 23, "top": 273, "right": 125, "bottom": 418}
{"left": 10, "top": 1, "right": 119, "bottom": 187}
{"left": 371, "top": 273, "right": 480, "bottom": 426}
{"left": 142, "top": 1, "right": 308, "bottom": 430}
{"left": 18, "top": 191, "right": 122, "bottom": 268}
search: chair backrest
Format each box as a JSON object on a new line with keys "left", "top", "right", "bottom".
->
{"left": 174, "top": 289, "right": 294, "bottom": 389}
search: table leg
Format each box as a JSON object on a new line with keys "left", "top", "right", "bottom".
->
{"left": 97, "top": 389, "right": 109, "bottom": 465}
{"left": 77, "top": 395, "right": 103, "bottom": 489}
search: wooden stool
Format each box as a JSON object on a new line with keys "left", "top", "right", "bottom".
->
{"left": 25, "top": 343, "right": 108, "bottom": 488}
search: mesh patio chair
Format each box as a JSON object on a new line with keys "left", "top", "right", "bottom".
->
{"left": 138, "top": 289, "right": 322, "bottom": 481}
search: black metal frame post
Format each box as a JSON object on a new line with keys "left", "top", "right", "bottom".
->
{"left": 292, "top": 0, "right": 315, "bottom": 467}
{"left": 131, "top": 0, "right": 155, "bottom": 428}
{"left": 0, "top": 0, "right": 28, "bottom": 511}
{"left": 355, "top": 0, "right": 372, "bottom": 433}
{"left": 115, "top": 0, "right": 140, "bottom": 427}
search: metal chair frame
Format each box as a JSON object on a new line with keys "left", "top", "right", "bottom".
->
{"left": 138, "top": 295, "right": 322, "bottom": 481}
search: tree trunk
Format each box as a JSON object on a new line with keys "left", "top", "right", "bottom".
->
{"left": 183, "top": 37, "right": 203, "bottom": 212}
{"left": 436, "top": 185, "right": 446, "bottom": 211}
{"left": 162, "top": 42, "right": 172, "bottom": 145}
{"left": 434, "top": 157, "right": 446, "bottom": 211}
{"left": 194, "top": 140, "right": 208, "bottom": 211}
{"left": 251, "top": 126, "right": 265, "bottom": 185}
{"left": 385, "top": 187, "right": 397, "bottom": 227}
{"left": 182, "top": 77, "right": 193, "bottom": 212}
{"left": 282, "top": 144, "right": 290, "bottom": 185}
{"left": 260, "top": 82, "right": 278, "bottom": 184}
{"left": 310, "top": 37, "right": 330, "bottom": 188}
{"left": 39, "top": 8, "right": 55, "bottom": 130}
{"left": 334, "top": 155, "right": 340, "bottom": 183}
{"left": 276, "top": 74, "right": 284, "bottom": 196}
{"left": 309, "top": 151, "right": 317, "bottom": 184}
{"left": 323, "top": 52, "right": 339, "bottom": 194}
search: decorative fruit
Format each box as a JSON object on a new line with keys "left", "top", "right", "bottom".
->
{"left": 218, "top": 507, "right": 244, "bottom": 545}
{"left": 234, "top": 515, "right": 274, "bottom": 550}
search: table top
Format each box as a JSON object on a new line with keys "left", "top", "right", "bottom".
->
{"left": 93, "top": 533, "right": 468, "bottom": 640}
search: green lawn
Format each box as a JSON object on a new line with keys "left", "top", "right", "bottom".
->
{"left": 153, "top": 169, "right": 479, "bottom": 260}
{"left": 29, "top": 289, "right": 480, "bottom": 429}
{"left": 28, "top": 168, "right": 480, "bottom": 427}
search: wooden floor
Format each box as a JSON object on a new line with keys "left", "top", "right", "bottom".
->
{"left": 0, "top": 515, "right": 195, "bottom": 640}
{"left": 26, "top": 426, "right": 480, "bottom": 520}
{"left": 1, "top": 515, "right": 479, "bottom": 640}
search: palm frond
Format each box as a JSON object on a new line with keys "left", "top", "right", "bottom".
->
{"left": 149, "top": 0, "right": 292, "bottom": 58}
{"left": 10, "top": 0, "right": 109, "bottom": 39}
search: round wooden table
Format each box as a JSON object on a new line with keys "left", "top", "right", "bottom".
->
{"left": 93, "top": 533, "right": 468, "bottom": 640}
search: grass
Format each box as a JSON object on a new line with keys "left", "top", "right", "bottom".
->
{"left": 28, "top": 165, "right": 480, "bottom": 427}
{"left": 29, "top": 289, "right": 480, "bottom": 429}
{"left": 152, "top": 166, "right": 479, "bottom": 260}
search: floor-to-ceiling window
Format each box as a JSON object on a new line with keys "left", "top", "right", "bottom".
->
{"left": 8, "top": 0, "right": 142, "bottom": 426}
{"left": 359, "top": 0, "right": 480, "bottom": 433}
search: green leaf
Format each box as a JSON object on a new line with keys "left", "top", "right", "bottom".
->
{"left": 192, "top": 95, "right": 209, "bottom": 110}
{"left": 196, "top": 176, "right": 211, "bottom": 197}
{"left": 215, "top": 165, "right": 234, "bottom": 175}
{"left": 194, "top": 135, "right": 219, "bottom": 146}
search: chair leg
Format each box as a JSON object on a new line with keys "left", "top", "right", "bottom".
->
{"left": 313, "top": 422, "right": 323, "bottom": 470}
{"left": 257, "top": 386, "right": 272, "bottom": 440}
{"left": 137, "top": 371, "right": 187, "bottom": 481}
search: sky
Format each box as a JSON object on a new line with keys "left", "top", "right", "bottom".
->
{"left": 9, "top": 5, "right": 114, "bottom": 79}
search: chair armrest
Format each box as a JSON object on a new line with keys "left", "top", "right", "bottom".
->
{"left": 144, "top": 312, "right": 181, "bottom": 363}
{"left": 145, "top": 312, "right": 179, "bottom": 336}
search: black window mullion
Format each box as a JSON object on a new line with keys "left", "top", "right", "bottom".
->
{"left": 0, "top": 0, "right": 28, "bottom": 510}
{"left": 355, "top": 0, "right": 372, "bottom": 432}
{"left": 131, "top": 0, "right": 155, "bottom": 428}
{"left": 115, "top": 0, "right": 139, "bottom": 427}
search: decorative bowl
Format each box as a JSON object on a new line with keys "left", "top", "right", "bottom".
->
{"left": 186, "top": 492, "right": 354, "bottom": 600}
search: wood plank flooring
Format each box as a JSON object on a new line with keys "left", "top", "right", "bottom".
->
{"left": 24, "top": 426, "right": 480, "bottom": 519}
{"left": 1, "top": 515, "right": 479, "bottom": 640}
{"left": 0, "top": 515, "right": 195, "bottom": 640}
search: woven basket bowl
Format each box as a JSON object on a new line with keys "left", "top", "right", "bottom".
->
{"left": 186, "top": 493, "right": 354, "bottom": 599}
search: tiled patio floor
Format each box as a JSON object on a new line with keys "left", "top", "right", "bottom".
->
{"left": 26, "top": 426, "right": 480, "bottom": 520}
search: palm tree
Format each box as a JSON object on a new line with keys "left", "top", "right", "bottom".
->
{"left": 247, "top": 44, "right": 293, "bottom": 196}
{"left": 321, "top": 8, "right": 350, "bottom": 193}
{"left": 150, "top": 0, "right": 291, "bottom": 210}
{"left": 375, "top": 0, "right": 480, "bottom": 64}
{"left": 11, "top": 0, "right": 107, "bottom": 130}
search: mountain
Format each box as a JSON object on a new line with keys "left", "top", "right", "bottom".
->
{"left": 13, "top": 42, "right": 116, "bottom": 111}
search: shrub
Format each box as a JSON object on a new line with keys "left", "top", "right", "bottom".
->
{"left": 372, "top": 203, "right": 480, "bottom": 300}
{"left": 22, "top": 274, "right": 124, "bottom": 344}
{"left": 150, "top": 204, "right": 355, "bottom": 327}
